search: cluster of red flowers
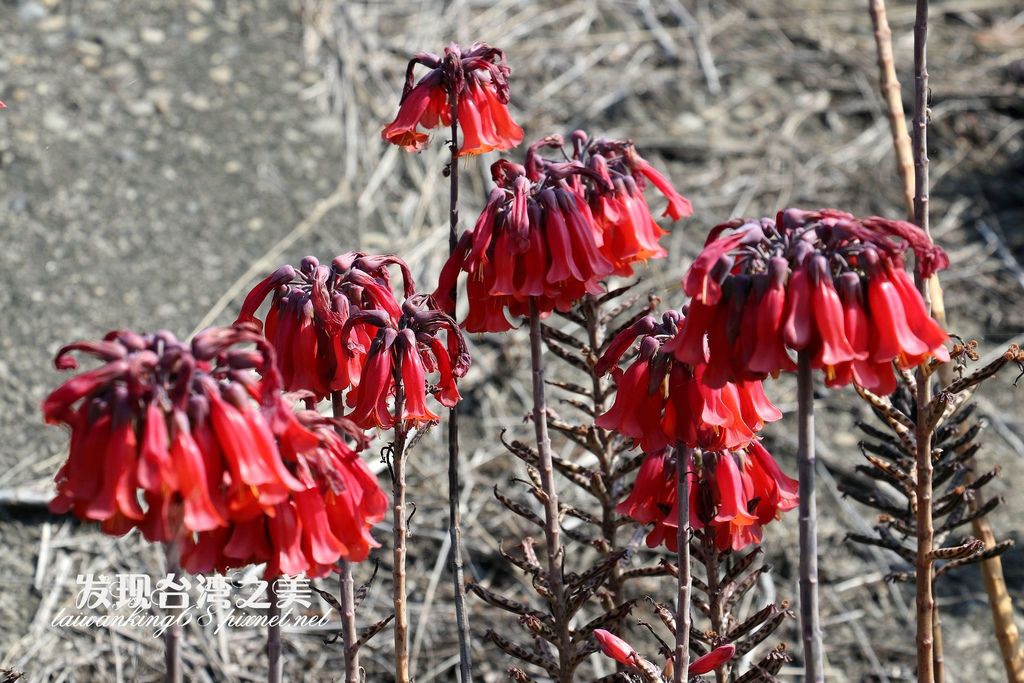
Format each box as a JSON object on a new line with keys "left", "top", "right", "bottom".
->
{"left": 382, "top": 42, "right": 523, "bottom": 156}
{"left": 554, "top": 132, "right": 692, "bottom": 274}
{"left": 237, "top": 254, "right": 469, "bottom": 430}
{"left": 595, "top": 310, "right": 781, "bottom": 453}
{"left": 618, "top": 444, "right": 798, "bottom": 553}
{"left": 667, "top": 208, "right": 950, "bottom": 393}
{"left": 594, "top": 628, "right": 735, "bottom": 678}
{"left": 433, "top": 134, "right": 690, "bottom": 332}
{"left": 42, "top": 325, "right": 387, "bottom": 577}
{"left": 235, "top": 253, "right": 414, "bottom": 401}
{"left": 595, "top": 309, "right": 797, "bottom": 551}
{"left": 339, "top": 294, "right": 469, "bottom": 429}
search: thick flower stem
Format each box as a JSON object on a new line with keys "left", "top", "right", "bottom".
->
{"left": 331, "top": 391, "right": 360, "bottom": 683}
{"left": 912, "top": 2, "right": 936, "bottom": 680}
{"left": 390, "top": 363, "right": 411, "bottom": 683}
{"left": 163, "top": 541, "right": 182, "bottom": 683}
{"left": 337, "top": 560, "right": 359, "bottom": 682}
{"left": 446, "top": 87, "right": 474, "bottom": 683}
{"left": 914, "top": 368, "right": 936, "bottom": 683}
{"left": 267, "top": 579, "right": 283, "bottom": 683}
{"left": 796, "top": 352, "right": 824, "bottom": 682}
{"left": 528, "top": 300, "right": 572, "bottom": 683}
{"left": 674, "top": 445, "right": 693, "bottom": 683}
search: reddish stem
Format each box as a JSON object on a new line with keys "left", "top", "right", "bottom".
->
{"left": 390, "top": 358, "right": 411, "bottom": 683}
{"left": 332, "top": 391, "right": 360, "bottom": 682}
{"left": 163, "top": 540, "right": 182, "bottom": 683}
{"left": 674, "top": 445, "right": 692, "bottom": 683}
{"left": 912, "top": 2, "right": 936, "bottom": 681}
{"left": 797, "top": 352, "right": 824, "bottom": 681}
{"left": 447, "top": 84, "right": 474, "bottom": 683}
{"left": 267, "top": 579, "right": 283, "bottom": 683}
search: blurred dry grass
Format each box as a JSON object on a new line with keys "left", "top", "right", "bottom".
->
{"left": 1, "top": 0, "right": 1023, "bottom": 680}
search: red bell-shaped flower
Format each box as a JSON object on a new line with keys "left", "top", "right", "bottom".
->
{"left": 382, "top": 43, "right": 523, "bottom": 155}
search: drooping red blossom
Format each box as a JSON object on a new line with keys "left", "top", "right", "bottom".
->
{"left": 382, "top": 43, "right": 523, "bottom": 155}
{"left": 620, "top": 445, "right": 797, "bottom": 554}
{"left": 666, "top": 209, "right": 950, "bottom": 391}
{"left": 234, "top": 253, "right": 414, "bottom": 400}
{"left": 42, "top": 325, "right": 388, "bottom": 577}
{"left": 529, "top": 132, "right": 692, "bottom": 275}
{"left": 690, "top": 644, "right": 737, "bottom": 676}
{"left": 433, "top": 157, "right": 615, "bottom": 331}
{"left": 433, "top": 133, "right": 690, "bottom": 332}
{"left": 594, "top": 629, "right": 736, "bottom": 678}
{"left": 594, "top": 629, "right": 638, "bottom": 667}
{"left": 340, "top": 295, "right": 470, "bottom": 430}
{"left": 182, "top": 408, "right": 388, "bottom": 577}
{"left": 595, "top": 309, "right": 781, "bottom": 453}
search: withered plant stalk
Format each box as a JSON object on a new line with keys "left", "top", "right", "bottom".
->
{"left": 869, "top": 2, "right": 1021, "bottom": 677}
{"left": 796, "top": 352, "right": 824, "bottom": 682}
{"left": 972, "top": 487, "right": 1024, "bottom": 681}
{"left": 868, "top": 0, "right": 915, "bottom": 220}
{"left": 674, "top": 446, "right": 692, "bottom": 683}
{"left": 446, "top": 85, "right": 474, "bottom": 683}
{"left": 528, "top": 299, "right": 571, "bottom": 682}
{"left": 332, "top": 391, "right": 361, "bottom": 683}
{"left": 390, "top": 357, "right": 411, "bottom": 683}
{"left": 267, "top": 579, "right": 283, "bottom": 683}
{"left": 912, "top": 1, "right": 936, "bottom": 680}
{"left": 163, "top": 540, "right": 182, "bottom": 683}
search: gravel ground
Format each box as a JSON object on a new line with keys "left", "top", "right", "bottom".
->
{"left": 1, "top": 0, "right": 1023, "bottom": 680}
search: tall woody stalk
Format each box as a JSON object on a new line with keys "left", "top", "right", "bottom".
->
{"left": 390, "top": 357, "right": 411, "bottom": 683}
{"left": 332, "top": 391, "right": 361, "bottom": 683}
{"left": 528, "top": 300, "right": 571, "bottom": 683}
{"left": 674, "top": 445, "right": 693, "bottom": 683}
{"left": 796, "top": 351, "right": 824, "bottom": 682}
{"left": 267, "top": 579, "right": 283, "bottom": 683}
{"left": 911, "top": 1, "right": 936, "bottom": 680}
{"left": 869, "top": 2, "right": 1024, "bottom": 678}
{"left": 445, "top": 81, "right": 474, "bottom": 683}
{"left": 868, "top": 0, "right": 915, "bottom": 220}
{"left": 163, "top": 541, "right": 182, "bottom": 683}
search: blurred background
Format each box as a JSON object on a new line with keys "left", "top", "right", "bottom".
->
{"left": 1, "top": 0, "right": 1022, "bottom": 680}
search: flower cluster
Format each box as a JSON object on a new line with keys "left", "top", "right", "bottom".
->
{"left": 667, "top": 208, "right": 950, "bottom": 392}
{"left": 235, "top": 253, "right": 414, "bottom": 401}
{"left": 41, "top": 325, "right": 387, "bottom": 576}
{"left": 595, "top": 310, "right": 781, "bottom": 453}
{"left": 340, "top": 294, "right": 470, "bottom": 429}
{"left": 433, "top": 134, "right": 690, "bottom": 332}
{"left": 183, "top": 406, "right": 387, "bottom": 576}
{"left": 618, "top": 445, "right": 798, "bottom": 553}
{"left": 382, "top": 42, "right": 523, "bottom": 155}
{"left": 547, "top": 131, "right": 692, "bottom": 274}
